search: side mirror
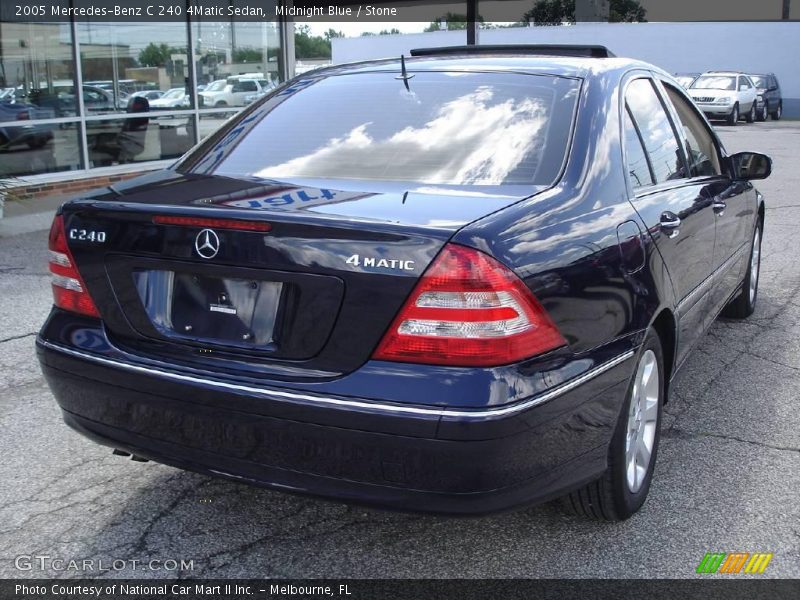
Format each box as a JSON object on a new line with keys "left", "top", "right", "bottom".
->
{"left": 729, "top": 151, "right": 772, "bottom": 180}
{"left": 768, "top": 85, "right": 779, "bottom": 92}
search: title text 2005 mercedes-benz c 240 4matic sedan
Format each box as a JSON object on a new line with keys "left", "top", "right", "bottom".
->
{"left": 38, "top": 46, "right": 771, "bottom": 520}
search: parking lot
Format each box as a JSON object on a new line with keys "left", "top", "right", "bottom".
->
{"left": 0, "top": 121, "right": 798, "bottom": 580}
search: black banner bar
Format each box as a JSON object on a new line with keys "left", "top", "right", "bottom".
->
{"left": 2, "top": 579, "right": 800, "bottom": 600}
{"left": 1, "top": 0, "right": 799, "bottom": 23}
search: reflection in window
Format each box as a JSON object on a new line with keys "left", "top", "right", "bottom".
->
{"left": 77, "top": 22, "right": 191, "bottom": 115}
{"left": 626, "top": 79, "right": 685, "bottom": 183}
{"left": 87, "top": 114, "right": 195, "bottom": 167}
{"left": 194, "top": 4, "right": 283, "bottom": 109}
{"left": 0, "top": 122, "right": 82, "bottom": 177}
{"left": 212, "top": 72, "right": 579, "bottom": 186}
{"left": 0, "top": 21, "right": 76, "bottom": 118}
{"left": 624, "top": 108, "right": 654, "bottom": 188}
{"left": 690, "top": 76, "right": 736, "bottom": 91}
{"left": 664, "top": 85, "right": 721, "bottom": 178}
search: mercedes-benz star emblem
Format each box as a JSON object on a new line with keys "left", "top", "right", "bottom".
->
{"left": 195, "top": 229, "right": 220, "bottom": 259}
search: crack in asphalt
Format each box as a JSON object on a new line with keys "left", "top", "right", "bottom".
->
{"left": 0, "top": 332, "right": 36, "bottom": 344}
{"left": 662, "top": 427, "right": 800, "bottom": 454}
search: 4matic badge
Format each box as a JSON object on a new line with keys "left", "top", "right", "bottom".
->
{"left": 345, "top": 254, "right": 415, "bottom": 271}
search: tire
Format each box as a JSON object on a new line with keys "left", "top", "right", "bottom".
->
{"left": 722, "top": 222, "right": 762, "bottom": 319}
{"left": 563, "top": 330, "right": 664, "bottom": 521}
{"left": 214, "top": 101, "right": 228, "bottom": 108}
{"left": 745, "top": 102, "right": 756, "bottom": 123}
{"left": 771, "top": 102, "right": 782, "bottom": 121}
{"left": 757, "top": 101, "right": 768, "bottom": 122}
{"left": 726, "top": 103, "right": 739, "bottom": 126}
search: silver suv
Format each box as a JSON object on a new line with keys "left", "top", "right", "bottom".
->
{"left": 689, "top": 72, "right": 758, "bottom": 125}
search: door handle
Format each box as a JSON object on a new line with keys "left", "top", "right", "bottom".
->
{"left": 660, "top": 212, "right": 681, "bottom": 238}
{"left": 713, "top": 199, "right": 726, "bottom": 215}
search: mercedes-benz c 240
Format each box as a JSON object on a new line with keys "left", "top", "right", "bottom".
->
{"left": 38, "top": 46, "right": 771, "bottom": 520}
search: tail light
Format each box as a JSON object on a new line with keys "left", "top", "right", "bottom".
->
{"left": 16, "top": 110, "right": 31, "bottom": 121}
{"left": 48, "top": 215, "right": 100, "bottom": 317}
{"left": 372, "top": 244, "right": 565, "bottom": 367}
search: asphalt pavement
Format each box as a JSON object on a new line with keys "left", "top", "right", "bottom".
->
{"left": 0, "top": 121, "right": 798, "bottom": 579}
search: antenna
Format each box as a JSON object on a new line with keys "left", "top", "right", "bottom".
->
{"left": 395, "top": 54, "right": 415, "bottom": 91}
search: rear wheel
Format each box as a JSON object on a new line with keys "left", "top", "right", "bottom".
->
{"left": 563, "top": 330, "right": 664, "bottom": 521}
{"left": 726, "top": 103, "right": 739, "bottom": 126}
{"left": 772, "top": 102, "right": 782, "bottom": 121}
{"left": 722, "top": 222, "right": 762, "bottom": 319}
{"left": 745, "top": 102, "right": 756, "bottom": 123}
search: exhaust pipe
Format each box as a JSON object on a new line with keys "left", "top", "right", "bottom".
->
{"left": 112, "top": 449, "right": 149, "bottom": 462}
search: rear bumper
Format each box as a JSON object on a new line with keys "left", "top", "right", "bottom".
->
{"left": 37, "top": 336, "right": 635, "bottom": 515}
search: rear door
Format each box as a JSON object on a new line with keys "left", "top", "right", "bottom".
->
{"left": 622, "top": 76, "right": 717, "bottom": 365}
{"left": 659, "top": 80, "right": 755, "bottom": 322}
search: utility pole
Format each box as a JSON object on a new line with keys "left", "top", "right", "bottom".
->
{"left": 783, "top": 0, "right": 790, "bottom": 19}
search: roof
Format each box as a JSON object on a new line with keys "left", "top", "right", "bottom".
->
{"left": 308, "top": 53, "right": 659, "bottom": 82}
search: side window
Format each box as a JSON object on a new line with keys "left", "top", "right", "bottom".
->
{"left": 663, "top": 84, "right": 722, "bottom": 177}
{"left": 624, "top": 107, "right": 654, "bottom": 188}
{"left": 625, "top": 78, "right": 686, "bottom": 183}
{"left": 739, "top": 77, "right": 750, "bottom": 91}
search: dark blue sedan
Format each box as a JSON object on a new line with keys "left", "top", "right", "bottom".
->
{"left": 37, "top": 46, "right": 771, "bottom": 520}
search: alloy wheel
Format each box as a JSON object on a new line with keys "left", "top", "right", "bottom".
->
{"left": 625, "top": 349, "right": 659, "bottom": 493}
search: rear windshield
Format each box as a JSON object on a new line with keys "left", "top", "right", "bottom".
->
{"left": 200, "top": 71, "right": 580, "bottom": 187}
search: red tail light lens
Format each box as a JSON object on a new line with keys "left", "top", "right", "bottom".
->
{"left": 372, "top": 244, "right": 565, "bottom": 367}
{"left": 48, "top": 215, "right": 100, "bottom": 318}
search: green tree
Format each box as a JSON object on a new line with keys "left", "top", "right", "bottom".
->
{"left": 361, "top": 28, "right": 401, "bottom": 36}
{"left": 138, "top": 42, "right": 173, "bottom": 67}
{"left": 424, "top": 12, "right": 480, "bottom": 31}
{"left": 520, "top": 0, "right": 574, "bottom": 25}
{"left": 323, "top": 28, "right": 344, "bottom": 40}
{"left": 294, "top": 25, "right": 331, "bottom": 59}
{"left": 609, "top": 0, "right": 647, "bottom": 22}
{"left": 520, "top": 0, "right": 646, "bottom": 25}
{"left": 232, "top": 48, "right": 263, "bottom": 63}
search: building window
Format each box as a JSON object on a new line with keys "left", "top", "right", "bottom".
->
{"left": 0, "top": 7, "right": 285, "bottom": 179}
{"left": 0, "top": 21, "right": 83, "bottom": 176}
{"left": 194, "top": 2, "right": 284, "bottom": 111}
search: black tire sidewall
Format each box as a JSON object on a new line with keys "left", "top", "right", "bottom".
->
{"left": 608, "top": 330, "right": 664, "bottom": 518}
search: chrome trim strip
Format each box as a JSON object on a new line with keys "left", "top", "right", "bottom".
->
{"left": 39, "top": 340, "right": 634, "bottom": 420}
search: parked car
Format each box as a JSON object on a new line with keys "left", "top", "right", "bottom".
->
{"left": 689, "top": 72, "right": 758, "bottom": 125}
{"left": 149, "top": 88, "right": 189, "bottom": 109}
{"left": 27, "top": 85, "right": 124, "bottom": 117}
{"left": 673, "top": 72, "right": 699, "bottom": 88}
{"left": 38, "top": 46, "right": 771, "bottom": 520}
{"left": 749, "top": 73, "right": 782, "bottom": 121}
{"left": 199, "top": 78, "right": 270, "bottom": 107}
{"left": 131, "top": 90, "right": 165, "bottom": 101}
{"left": 0, "top": 100, "right": 56, "bottom": 149}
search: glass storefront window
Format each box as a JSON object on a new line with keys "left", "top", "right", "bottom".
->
{"left": 194, "top": 1, "right": 283, "bottom": 110}
{"left": 0, "top": 21, "right": 76, "bottom": 117}
{"left": 86, "top": 114, "right": 196, "bottom": 168}
{"left": 0, "top": 121, "right": 82, "bottom": 177}
{"left": 77, "top": 21, "right": 192, "bottom": 115}
{"left": 0, "top": 10, "right": 284, "bottom": 179}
